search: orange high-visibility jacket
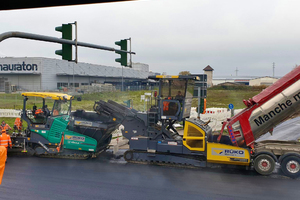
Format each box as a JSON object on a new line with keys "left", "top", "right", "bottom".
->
{"left": 0, "top": 124, "right": 11, "bottom": 131}
{"left": 35, "top": 109, "right": 43, "bottom": 115}
{"left": 14, "top": 118, "right": 23, "bottom": 131}
{"left": 163, "top": 101, "right": 170, "bottom": 111}
{"left": 0, "top": 146, "right": 6, "bottom": 185}
{"left": 0, "top": 133, "right": 12, "bottom": 148}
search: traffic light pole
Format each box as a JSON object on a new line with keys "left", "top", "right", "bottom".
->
{"left": 0, "top": 31, "right": 135, "bottom": 55}
{"left": 122, "top": 66, "right": 123, "bottom": 92}
{"left": 197, "top": 87, "right": 201, "bottom": 119}
{"left": 73, "top": 21, "right": 78, "bottom": 63}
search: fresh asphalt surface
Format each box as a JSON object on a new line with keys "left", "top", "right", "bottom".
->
{"left": 1, "top": 117, "right": 300, "bottom": 200}
{"left": 0, "top": 151, "right": 299, "bottom": 200}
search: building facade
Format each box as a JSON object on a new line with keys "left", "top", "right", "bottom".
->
{"left": 0, "top": 57, "right": 153, "bottom": 91}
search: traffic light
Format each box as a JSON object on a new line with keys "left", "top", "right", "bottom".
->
{"left": 55, "top": 24, "right": 72, "bottom": 61}
{"left": 197, "top": 98, "right": 206, "bottom": 114}
{"left": 115, "top": 40, "right": 127, "bottom": 67}
{"left": 200, "top": 98, "right": 206, "bottom": 114}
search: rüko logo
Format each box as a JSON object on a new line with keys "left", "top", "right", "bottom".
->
{"left": 0, "top": 61, "right": 38, "bottom": 71}
{"left": 212, "top": 148, "right": 245, "bottom": 157}
{"left": 224, "top": 149, "right": 244, "bottom": 156}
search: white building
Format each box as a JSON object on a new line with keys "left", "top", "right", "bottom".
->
{"left": 249, "top": 76, "right": 278, "bottom": 86}
{"left": 213, "top": 76, "right": 280, "bottom": 86}
{"left": 0, "top": 57, "right": 153, "bottom": 91}
{"left": 213, "top": 76, "right": 254, "bottom": 86}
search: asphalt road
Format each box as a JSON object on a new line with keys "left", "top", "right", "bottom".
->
{"left": 0, "top": 152, "right": 299, "bottom": 200}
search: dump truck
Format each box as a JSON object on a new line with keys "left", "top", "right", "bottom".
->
{"left": 9, "top": 92, "right": 124, "bottom": 159}
{"left": 218, "top": 65, "right": 300, "bottom": 178}
{"left": 95, "top": 70, "right": 300, "bottom": 178}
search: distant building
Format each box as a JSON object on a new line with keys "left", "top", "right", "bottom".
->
{"left": 217, "top": 82, "right": 244, "bottom": 87}
{"left": 249, "top": 76, "right": 278, "bottom": 86}
{"left": 0, "top": 57, "right": 155, "bottom": 91}
{"left": 213, "top": 76, "right": 254, "bottom": 86}
{"left": 203, "top": 65, "right": 214, "bottom": 87}
{"left": 213, "top": 76, "right": 280, "bottom": 86}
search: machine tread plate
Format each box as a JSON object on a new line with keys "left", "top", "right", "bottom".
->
{"left": 37, "top": 153, "right": 90, "bottom": 160}
{"left": 124, "top": 150, "right": 206, "bottom": 169}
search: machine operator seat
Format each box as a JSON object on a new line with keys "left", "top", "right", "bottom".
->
{"left": 43, "top": 105, "right": 50, "bottom": 118}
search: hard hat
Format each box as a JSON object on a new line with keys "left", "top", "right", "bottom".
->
{"left": 1, "top": 129, "right": 6, "bottom": 133}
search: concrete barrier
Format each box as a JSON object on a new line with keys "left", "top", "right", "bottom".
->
{"left": 0, "top": 109, "right": 21, "bottom": 118}
{"left": 190, "top": 107, "right": 243, "bottom": 131}
{"left": 110, "top": 125, "right": 129, "bottom": 154}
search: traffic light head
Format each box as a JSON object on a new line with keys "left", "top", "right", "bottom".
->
{"left": 200, "top": 98, "right": 206, "bottom": 114}
{"left": 55, "top": 24, "right": 72, "bottom": 61}
{"left": 115, "top": 40, "right": 127, "bottom": 67}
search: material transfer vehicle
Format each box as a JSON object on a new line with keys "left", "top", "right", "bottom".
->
{"left": 9, "top": 92, "right": 123, "bottom": 159}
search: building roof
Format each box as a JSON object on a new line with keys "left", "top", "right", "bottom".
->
{"left": 217, "top": 82, "right": 244, "bottom": 86}
{"left": 213, "top": 75, "right": 281, "bottom": 80}
{"left": 249, "top": 76, "right": 279, "bottom": 81}
{"left": 203, "top": 65, "right": 214, "bottom": 71}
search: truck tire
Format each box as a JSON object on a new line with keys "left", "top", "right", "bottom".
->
{"left": 280, "top": 156, "right": 300, "bottom": 179}
{"left": 254, "top": 154, "right": 275, "bottom": 176}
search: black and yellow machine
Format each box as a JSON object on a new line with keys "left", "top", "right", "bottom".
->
{"left": 97, "top": 75, "right": 251, "bottom": 168}
{"left": 112, "top": 73, "right": 300, "bottom": 178}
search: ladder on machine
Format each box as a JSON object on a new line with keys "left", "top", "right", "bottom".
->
{"left": 146, "top": 92, "right": 157, "bottom": 136}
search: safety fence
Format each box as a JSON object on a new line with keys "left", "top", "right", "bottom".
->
{"left": 190, "top": 107, "right": 243, "bottom": 131}
{"left": 0, "top": 109, "right": 21, "bottom": 118}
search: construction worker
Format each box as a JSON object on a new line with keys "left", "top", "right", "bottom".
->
{"left": 0, "top": 129, "right": 12, "bottom": 162}
{"left": 0, "top": 121, "right": 12, "bottom": 132}
{"left": 0, "top": 145, "right": 6, "bottom": 185}
{"left": 175, "top": 91, "right": 184, "bottom": 103}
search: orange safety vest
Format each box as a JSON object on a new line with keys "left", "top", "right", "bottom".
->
{"left": 163, "top": 101, "right": 170, "bottom": 111}
{"left": 0, "top": 133, "right": 12, "bottom": 148}
{"left": 35, "top": 109, "right": 44, "bottom": 115}
{"left": 0, "top": 146, "right": 6, "bottom": 185}
{"left": 0, "top": 124, "right": 11, "bottom": 131}
{"left": 14, "top": 118, "right": 23, "bottom": 131}
{"left": 163, "top": 97, "right": 173, "bottom": 111}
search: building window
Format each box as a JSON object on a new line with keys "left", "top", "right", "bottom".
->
{"left": 57, "top": 82, "right": 68, "bottom": 89}
{"left": 69, "top": 83, "right": 79, "bottom": 87}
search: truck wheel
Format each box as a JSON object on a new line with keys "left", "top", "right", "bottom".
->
{"left": 254, "top": 154, "right": 275, "bottom": 176}
{"left": 280, "top": 156, "right": 300, "bottom": 179}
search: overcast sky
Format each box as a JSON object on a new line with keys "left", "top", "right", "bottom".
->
{"left": 0, "top": 0, "right": 299, "bottom": 76}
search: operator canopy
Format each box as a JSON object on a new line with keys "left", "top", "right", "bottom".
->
{"left": 148, "top": 75, "right": 200, "bottom": 80}
{"left": 21, "top": 92, "right": 73, "bottom": 100}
